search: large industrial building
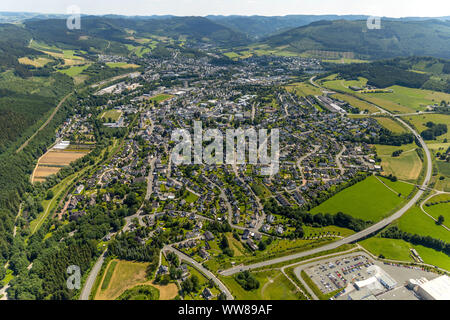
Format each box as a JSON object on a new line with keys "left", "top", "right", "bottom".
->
{"left": 409, "top": 275, "right": 450, "bottom": 300}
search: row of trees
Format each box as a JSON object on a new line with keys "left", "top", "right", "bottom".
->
{"left": 381, "top": 226, "right": 450, "bottom": 255}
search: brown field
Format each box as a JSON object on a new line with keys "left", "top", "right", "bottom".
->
{"left": 31, "top": 149, "right": 89, "bottom": 183}
{"left": 94, "top": 260, "right": 178, "bottom": 300}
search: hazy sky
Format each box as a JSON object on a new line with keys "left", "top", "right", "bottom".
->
{"left": 1, "top": 0, "right": 449, "bottom": 17}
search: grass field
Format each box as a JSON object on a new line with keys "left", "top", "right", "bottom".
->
{"left": 106, "top": 62, "right": 140, "bottom": 69}
{"left": 425, "top": 201, "right": 450, "bottom": 224}
{"left": 398, "top": 207, "right": 450, "bottom": 243}
{"left": 374, "top": 117, "right": 408, "bottom": 133}
{"left": 101, "top": 109, "right": 123, "bottom": 122}
{"left": 285, "top": 82, "right": 323, "bottom": 97}
{"left": 101, "top": 260, "right": 118, "bottom": 290}
{"left": 377, "top": 176, "right": 416, "bottom": 196}
{"left": 371, "top": 86, "right": 450, "bottom": 112}
{"left": 94, "top": 260, "right": 178, "bottom": 300}
{"left": 375, "top": 144, "right": 422, "bottom": 182}
{"left": 149, "top": 94, "right": 174, "bottom": 104}
{"left": 360, "top": 237, "right": 450, "bottom": 271}
{"left": 116, "top": 285, "right": 160, "bottom": 300}
{"left": 220, "top": 269, "right": 303, "bottom": 300}
{"left": 310, "top": 175, "right": 406, "bottom": 222}
{"left": 58, "top": 65, "right": 91, "bottom": 77}
{"left": 332, "top": 93, "right": 380, "bottom": 114}
{"left": 402, "top": 114, "right": 450, "bottom": 144}
{"left": 18, "top": 56, "right": 52, "bottom": 67}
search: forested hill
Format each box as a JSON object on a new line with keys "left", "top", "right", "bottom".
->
{"left": 263, "top": 19, "right": 450, "bottom": 60}
{"left": 24, "top": 16, "right": 249, "bottom": 50}
{"left": 329, "top": 57, "right": 450, "bottom": 93}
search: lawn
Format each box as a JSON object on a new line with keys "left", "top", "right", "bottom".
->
{"left": 310, "top": 175, "right": 405, "bottom": 222}
{"left": 398, "top": 206, "right": 450, "bottom": 243}
{"left": 375, "top": 144, "right": 422, "bottom": 182}
{"left": 220, "top": 270, "right": 302, "bottom": 300}
{"left": 360, "top": 237, "right": 450, "bottom": 271}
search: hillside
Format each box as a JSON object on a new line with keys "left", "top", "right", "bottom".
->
{"left": 264, "top": 19, "right": 450, "bottom": 60}
{"left": 329, "top": 57, "right": 450, "bottom": 93}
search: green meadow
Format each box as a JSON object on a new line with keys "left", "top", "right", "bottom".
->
{"left": 360, "top": 237, "right": 450, "bottom": 271}
{"left": 310, "top": 175, "right": 406, "bottom": 222}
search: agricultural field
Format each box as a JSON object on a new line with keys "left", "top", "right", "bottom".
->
{"left": 310, "top": 175, "right": 407, "bottom": 222}
{"left": 106, "top": 62, "right": 141, "bottom": 69}
{"left": 220, "top": 269, "right": 303, "bottom": 300}
{"left": 58, "top": 65, "right": 91, "bottom": 77}
{"left": 32, "top": 149, "right": 90, "bottom": 183}
{"left": 371, "top": 86, "right": 450, "bottom": 112}
{"left": 30, "top": 41, "right": 89, "bottom": 66}
{"left": 18, "top": 56, "right": 53, "bottom": 67}
{"left": 375, "top": 144, "right": 422, "bottom": 182}
{"left": 321, "top": 75, "right": 449, "bottom": 114}
{"left": 285, "top": 82, "right": 323, "bottom": 97}
{"left": 359, "top": 237, "right": 450, "bottom": 271}
{"left": 94, "top": 259, "right": 178, "bottom": 300}
{"left": 398, "top": 207, "right": 450, "bottom": 243}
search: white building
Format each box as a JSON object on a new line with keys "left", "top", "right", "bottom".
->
{"left": 416, "top": 275, "right": 450, "bottom": 300}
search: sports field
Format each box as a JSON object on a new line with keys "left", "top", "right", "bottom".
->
{"left": 310, "top": 175, "right": 406, "bottom": 222}
{"left": 101, "top": 109, "right": 123, "bottom": 122}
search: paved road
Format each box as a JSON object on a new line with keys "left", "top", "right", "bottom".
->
{"left": 79, "top": 250, "right": 107, "bottom": 300}
{"left": 163, "top": 245, "right": 234, "bottom": 300}
{"left": 220, "top": 78, "right": 433, "bottom": 276}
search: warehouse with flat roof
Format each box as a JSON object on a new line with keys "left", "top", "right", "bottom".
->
{"left": 416, "top": 275, "right": 450, "bottom": 300}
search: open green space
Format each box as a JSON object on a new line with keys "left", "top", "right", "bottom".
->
{"left": 360, "top": 237, "right": 450, "bottom": 271}
{"left": 220, "top": 269, "right": 303, "bottom": 300}
{"left": 398, "top": 206, "right": 450, "bottom": 243}
{"left": 375, "top": 144, "right": 422, "bottom": 182}
{"left": 310, "top": 175, "right": 405, "bottom": 222}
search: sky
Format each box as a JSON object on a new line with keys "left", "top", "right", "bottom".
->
{"left": 1, "top": 0, "right": 449, "bottom": 18}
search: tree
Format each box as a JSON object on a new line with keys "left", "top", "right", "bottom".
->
{"left": 46, "top": 190, "right": 54, "bottom": 200}
{"left": 437, "top": 215, "right": 445, "bottom": 225}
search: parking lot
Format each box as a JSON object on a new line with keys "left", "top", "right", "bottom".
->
{"left": 304, "top": 254, "right": 375, "bottom": 295}
{"left": 299, "top": 251, "right": 440, "bottom": 300}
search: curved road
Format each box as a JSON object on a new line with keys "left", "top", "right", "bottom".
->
{"left": 163, "top": 246, "right": 234, "bottom": 300}
{"left": 220, "top": 78, "right": 433, "bottom": 276}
